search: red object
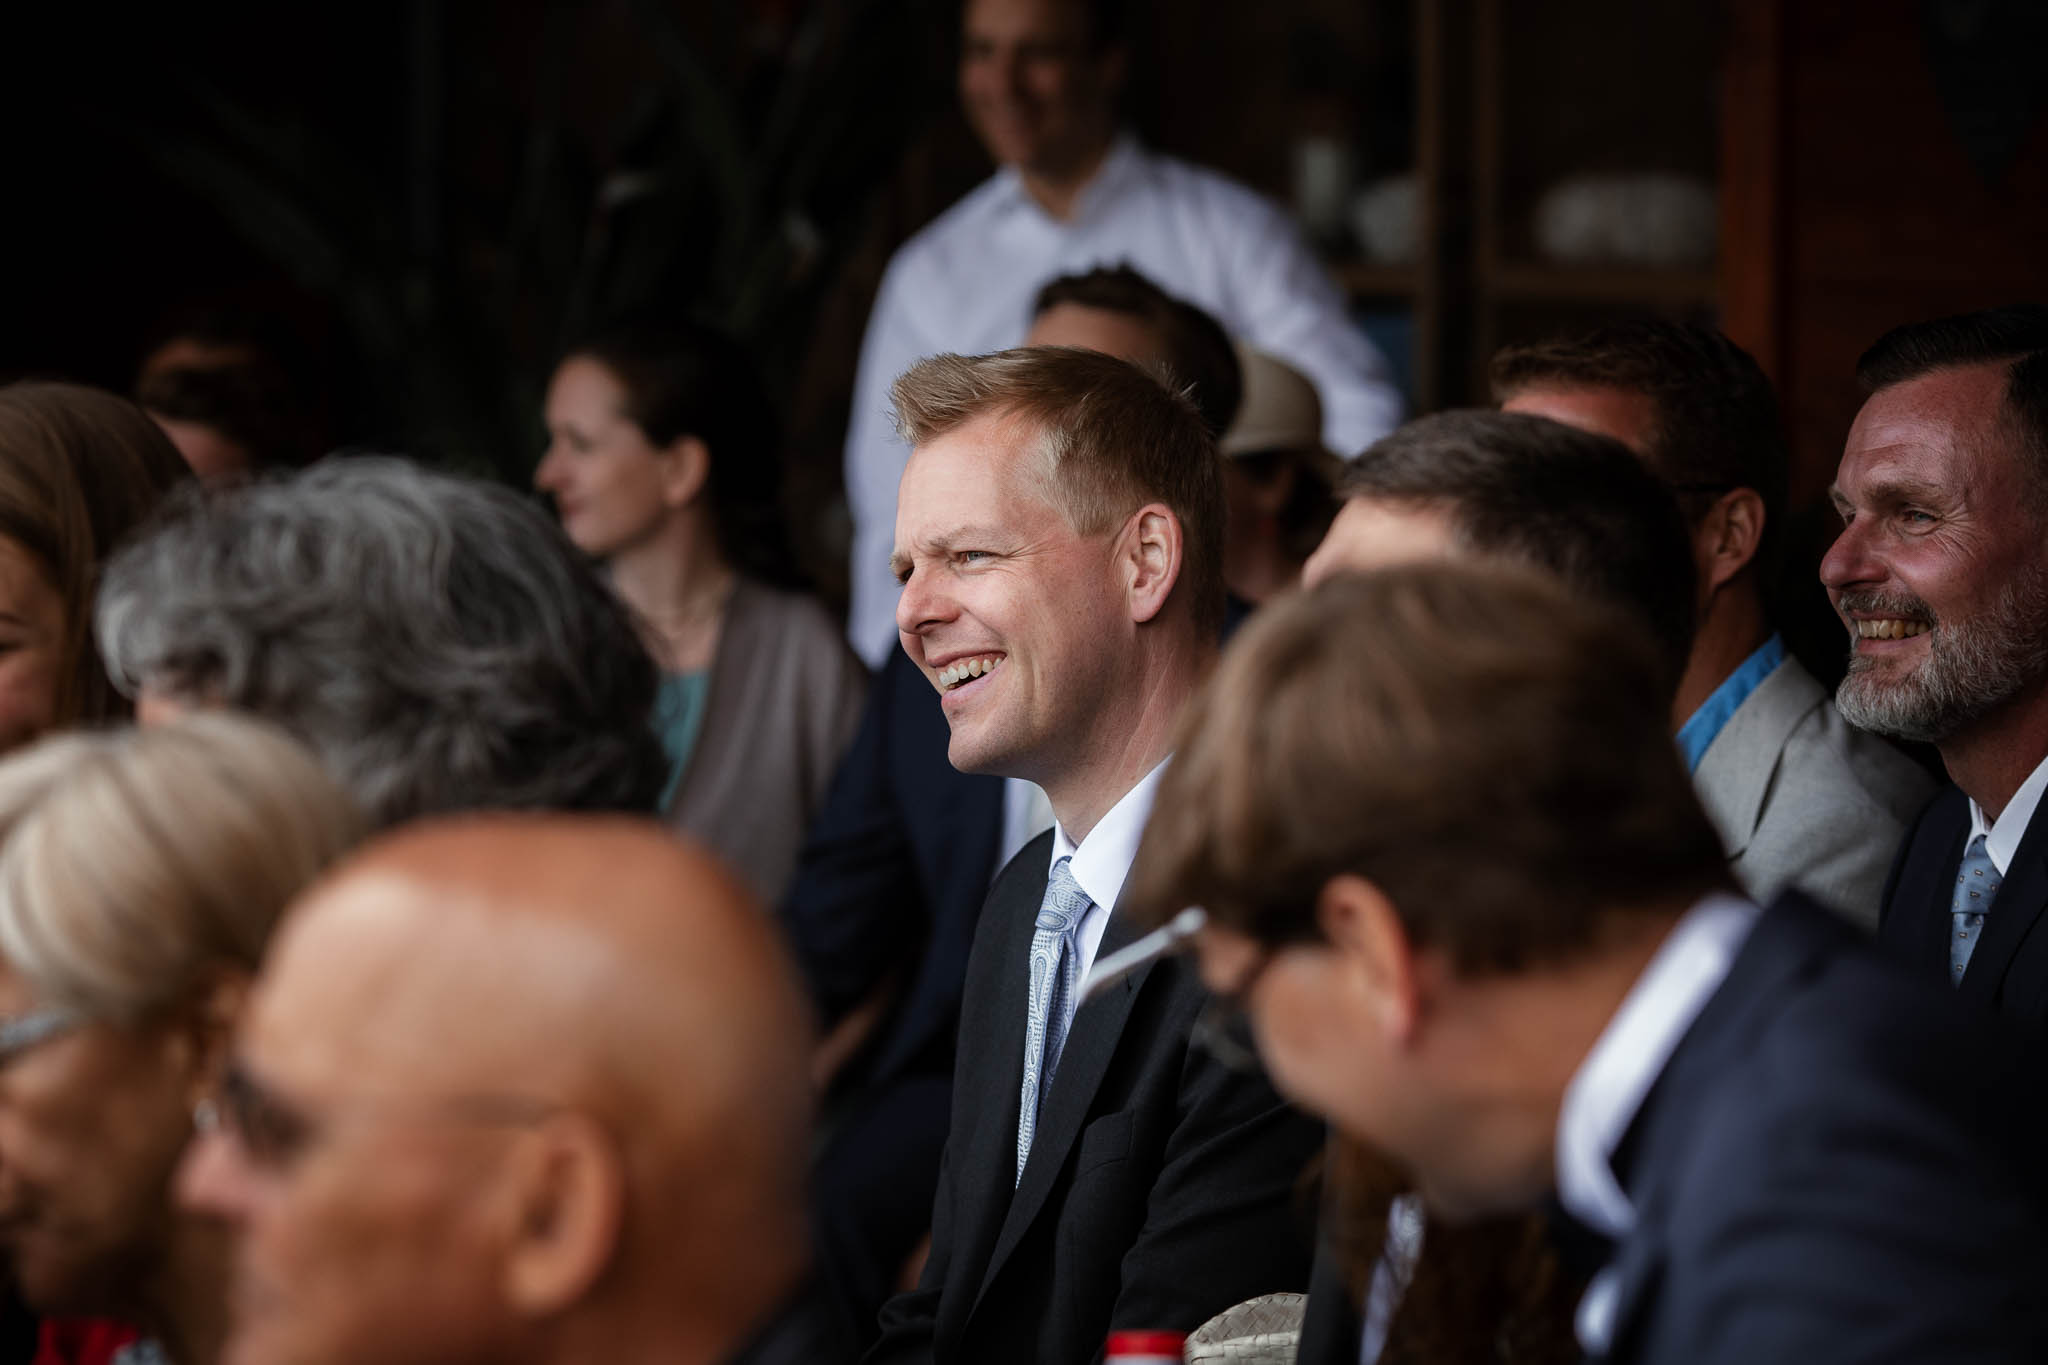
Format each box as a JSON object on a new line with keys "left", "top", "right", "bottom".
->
{"left": 1105, "top": 1330, "right": 1186, "bottom": 1361}
{"left": 34, "top": 1318, "right": 141, "bottom": 1365}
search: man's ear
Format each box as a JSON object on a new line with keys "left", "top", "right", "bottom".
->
{"left": 1314, "top": 874, "right": 1423, "bottom": 1045}
{"left": 498, "top": 1112, "right": 626, "bottom": 1318}
{"left": 1120, "top": 503, "right": 1184, "bottom": 624}
{"left": 1694, "top": 487, "right": 1765, "bottom": 601}
{"left": 657, "top": 434, "right": 713, "bottom": 511}
{"left": 167, "top": 968, "right": 249, "bottom": 1106}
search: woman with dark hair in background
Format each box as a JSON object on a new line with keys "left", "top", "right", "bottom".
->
{"left": 0, "top": 383, "right": 188, "bottom": 747}
{"left": 537, "top": 321, "right": 867, "bottom": 903}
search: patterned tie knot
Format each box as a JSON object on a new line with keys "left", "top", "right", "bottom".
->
{"left": 1949, "top": 833, "right": 2004, "bottom": 986}
{"left": 1037, "top": 857, "right": 1092, "bottom": 934}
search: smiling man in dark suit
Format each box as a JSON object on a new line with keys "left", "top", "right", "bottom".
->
{"left": 1129, "top": 565, "right": 2048, "bottom": 1363}
{"left": 1821, "top": 305, "right": 2048, "bottom": 1027}
{"left": 866, "top": 345, "right": 1319, "bottom": 1365}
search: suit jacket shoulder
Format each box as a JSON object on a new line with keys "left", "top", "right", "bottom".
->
{"left": 1694, "top": 656, "right": 1935, "bottom": 928}
{"left": 1602, "top": 893, "right": 2048, "bottom": 1363}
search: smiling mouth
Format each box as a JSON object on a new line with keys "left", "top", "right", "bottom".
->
{"left": 937, "top": 654, "right": 1005, "bottom": 690}
{"left": 1855, "top": 618, "right": 1931, "bottom": 640}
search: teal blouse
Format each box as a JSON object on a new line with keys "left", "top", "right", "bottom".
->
{"left": 655, "top": 670, "right": 712, "bottom": 813}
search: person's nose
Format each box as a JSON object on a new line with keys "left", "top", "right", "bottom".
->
{"left": 894, "top": 560, "right": 955, "bottom": 641}
{"left": 533, "top": 443, "right": 567, "bottom": 494}
{"left": 1819, "top": 513, "right": 1880, "bottom": 598}
{"left": 176, "top": 1122, "right": 256, "bottom": 1223}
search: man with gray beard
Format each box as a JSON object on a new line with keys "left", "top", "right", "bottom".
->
{"left": 1822, "top": 305, "right": 2048, "bottom": 1029}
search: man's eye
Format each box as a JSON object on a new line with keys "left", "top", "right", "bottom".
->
{"left": 1901, "top": 509, "right": 1936, "bottom": 525}
{"left": 958, "top": 551, "right": 991, "bottom": 565}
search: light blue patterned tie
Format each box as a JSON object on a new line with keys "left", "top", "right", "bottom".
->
{"left": 1017, "top": 856, "right": 1092, "bottom": 1183}
{"left": 1951, "top": 833, "right": 2004, "bottom": 986}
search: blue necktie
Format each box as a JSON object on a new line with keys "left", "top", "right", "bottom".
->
{"left": 1951, "top": 833, "right": 2003, "bottom": 986}
{"left": 1017, "top": 856, "right": 1091, "bottom": 1183}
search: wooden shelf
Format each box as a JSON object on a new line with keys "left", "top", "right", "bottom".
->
{"left": 1330, "top": 260, "right": 1423, "bottom": 299}
{"left": 1484, "top": 263, "right": 1719, "bottom": 307}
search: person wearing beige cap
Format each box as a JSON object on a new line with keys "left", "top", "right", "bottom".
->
{"left": 1218, "top": 346, "right": 1344, "bottom": 604}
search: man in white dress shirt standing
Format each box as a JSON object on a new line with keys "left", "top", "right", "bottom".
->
{"left": 841, "top": 0, "right": 1403, "bottom": 664}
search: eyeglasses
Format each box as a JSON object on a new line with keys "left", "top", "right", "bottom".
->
{"left": 0, "top": 1007, "right": 84, "bottom": 1067}
{"left": 1191, "top": 948, "right": 1276, "bottom": 1073}
{"left": 197, "top": 1057, "right": 562, "bottom": 1172}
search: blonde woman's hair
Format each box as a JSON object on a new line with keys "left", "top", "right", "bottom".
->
{"left": 0, "top": 713, "right": 364, "bottom": 1019}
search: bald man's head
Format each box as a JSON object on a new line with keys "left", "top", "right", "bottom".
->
{"left": 181, "top": 815, "right": 814, "bottom": 1365}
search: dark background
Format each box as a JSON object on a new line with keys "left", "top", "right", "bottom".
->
{"left": 5, "top": 0, "right": 2046, "bottom": 610}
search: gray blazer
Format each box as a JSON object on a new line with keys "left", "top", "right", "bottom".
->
{"left": 668, "top": 577, "right": 869, "bottom": 906}
{"left": 1693, "top": 655, "right": 1936, "bottom": 931}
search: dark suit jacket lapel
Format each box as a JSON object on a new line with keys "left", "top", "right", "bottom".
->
{"left": 1883, "top": 790, "right": 1968, "bottom": 988}
{"left": 1962, "top": 802, "right": 2048, "bottom": 1005}
{"left": 971, "top": 901, "right": 1157, "bottom": 1318}
{"left": 947, "top": 851, "right": 1043, "bottom": 1322}
{"left": 1594, "top": 896, "right": 1844, "bottom": 1359}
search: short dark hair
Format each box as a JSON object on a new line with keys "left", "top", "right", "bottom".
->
{"left": 135, "top": 360, "right": 313, "bottom": 471}
{"left": 563, "top": 320, "right": 802, "bottom": 588}
{"left": 1339, "top": 410, "right": 1697, "bottom": 695}
{"left": 1031, "top": 265, "right": 1242, "bottom": 439}
{"left": 1856, "top": 304, "right": 2048, "bottom": 499}
{"left": 1129, "top": 565, "right": 1729, "bottom": 973}
{"left": 1489, "top": 320, "right": 1787, "bottom": 540}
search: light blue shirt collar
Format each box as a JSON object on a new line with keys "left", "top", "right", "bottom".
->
{"left": 1676, "top": 634, "right": 1785, "bottom": 772}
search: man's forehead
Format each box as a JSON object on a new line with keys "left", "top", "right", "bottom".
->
{"left": 903, "top": 410, "right": 1050, "bottom": 496}
{"left": 1025, "top": 306, "right": 1167, "bottom": 368}
{"left": 1844, "top": 366, "right": 2025, "bottom": 488}
{"left": 1500, "top": 382, "right": 1659, "bottom": 455}
{"left": 242, "top": 871, "right": 468, "bottom": 1094}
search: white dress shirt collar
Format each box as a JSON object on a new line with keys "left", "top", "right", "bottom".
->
{"left": 1048, "top": 757, "right": 1168, "bottom": 920}
{"left": 1554, "top": 893, "right": 1762, "bottom": 1239}
{"left": 1966, "top": 748, "right": 2048, "bottom": 877}
{"left": 988, "top": 131, "right": 1145, "bottom": 226}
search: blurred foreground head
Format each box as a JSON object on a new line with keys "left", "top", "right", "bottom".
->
{"left": 1130, "top": 565, "right": 1726, "bottom": 1217}
{"left": 96, "top": 457, "right": 667, "bottom": 826}
{"left": 180, "top": 815, "right": 815, "bottom": 1365}
{"left": 0, "top": 715, "right": 360, "bottom": 1342}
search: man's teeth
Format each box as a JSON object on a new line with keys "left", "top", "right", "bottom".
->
{"left": 1856, "top": 618, "right": 1931, "bottom": 640}
{"left": 938, "top": 656, "right": 1004, "bottom": 689}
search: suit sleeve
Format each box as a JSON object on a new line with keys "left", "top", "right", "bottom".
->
{"left": 1640, "top": 1051, "right": 2048, "bottom": 1362}
{"left": 863, "top": 1134, "right": 954, "bottom": 1365}
{"left": 1103, "top": 1046, "right": 1325, "bottom": 1341}
{"left": 778, "top": 658, "right": 924, "bottom": 1029}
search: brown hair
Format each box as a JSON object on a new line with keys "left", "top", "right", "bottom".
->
{"left": 1030, "top": 265, "right": 1243, "bottom": 439}
{"left": 1488, "top": 320, "right": 1788, "bottom": 551}
{"left": 1338, "top": 410, "right": 1697, "bottom": 699}
{"left": 0, "top": 383, "right": 189, "bottom": 728}
{"left": 1129, "top": 564, "right": 1728, "bottom": 971}
{"left": 1856, "top": 304, "right": 2048, "bottom": 504}
{"left": 891, "top": 346, "right": 1227, "bottom": 637}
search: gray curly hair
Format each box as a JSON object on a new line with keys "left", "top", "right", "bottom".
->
{"left": 96, "top": 457, "right": 668, "bottom": 827}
